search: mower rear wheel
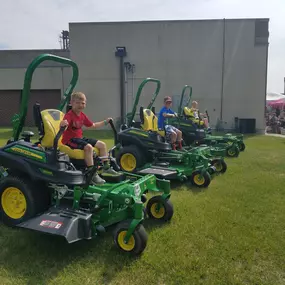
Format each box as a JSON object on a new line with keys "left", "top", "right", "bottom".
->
{"left": 211, "top": 159, "right": 227, "bottom": 174}
{"left": 0, "top": 176, "right": 49, "bottom": 226}
{"left": 116, "top": 145, "right": 145, "bottom": 173}
{"left": 190, "top": 171, "right": 211, "bottom": 188}
{"left": 226, "top": 145, "right": 240, "bottom": 157}
{"left": 146, "top": 196, "right": 174, "bottom": 221}
{"left": 113, "top": 221, "right": 148, "bottom": 255}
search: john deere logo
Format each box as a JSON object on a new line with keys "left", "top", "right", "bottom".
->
{"left": 8, "top": 146, "right": 46, "bottom": 162}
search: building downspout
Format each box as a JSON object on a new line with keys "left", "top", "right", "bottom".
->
{"left": 119, "top": 57, "right": 125, "bottom": 124}
{"left": 115, "top": 47, "right": 127, "bottom": 125}
{"left": 220, "top": 18, "right": 226, "bottom": 122}
{"left": 61, "top": 66, "right": 65, "bottom": 98}
{"left": 263, "top": 36, "right": 269, "bottom": 124}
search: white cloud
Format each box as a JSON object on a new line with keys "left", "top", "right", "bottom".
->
{"left": 0, "top": 0, "right": 284, "bottom": 92}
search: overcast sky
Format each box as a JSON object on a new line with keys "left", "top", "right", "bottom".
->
{"left": 0, "top": 0, "right": 284, "bottom": 93}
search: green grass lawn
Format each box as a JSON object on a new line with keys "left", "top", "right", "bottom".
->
{"left": 0, "top": 130, "right": 285, "bottom": 285}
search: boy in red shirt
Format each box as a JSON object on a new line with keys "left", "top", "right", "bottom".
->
{"left": 60, "top": 91, "right": 118, "bottom": 184}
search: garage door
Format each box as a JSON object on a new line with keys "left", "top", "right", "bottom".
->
{"left": 0, "top": 89, "right": 61, "bottom": 127}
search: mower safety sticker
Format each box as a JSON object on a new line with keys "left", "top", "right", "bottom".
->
{"left": 39, "top": 220, "right": 63, "bottom": 229}
{"left": 134, "top": 184, "right": 141, "bottom": 197}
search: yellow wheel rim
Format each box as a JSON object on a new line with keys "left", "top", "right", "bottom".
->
{"left": 117, "top": 231, "right": 135, "bottom": 251}
{"left": 120, "top": 153, "right": 136, "bottom": 172}
{"left": 1, "top": 187, "right": 27, "bottom": 219}
{"left": 193, "top": 174, "right": 205, "bottom": 186}
{"left": 150, "top": 202, "right": 165, "bottom": 219}
{"left": 214, "top": 162, "right": 223, "bottom": 172}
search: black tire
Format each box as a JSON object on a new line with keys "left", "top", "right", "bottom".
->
{"left": 0, "top": 176, "right": 50, "bottom": 226}
{"left": 239, "top": 142, "right": 246, "bottom": 151}
{"left": 208, "top": 165, "right": 216, "bottom": 175}
{"left": 116, "top": 145, "right": 145, "bottom": 173}
{"left": 143, "top": 207, "right": 147, "bottom": 219}
{"left": 190, "top": 170, "right": 211, "bottom": 188}
{"left": 113, "top": 221, "right": 148, "bottom": 255}
{"left": 226, "top": 145, "right": 240, "bottom": 157}
{"left": 146, "top": 196, "right": 174, "bottom": 222}
{"left": 211, "top": 159, "right": 227, "bottom": 174}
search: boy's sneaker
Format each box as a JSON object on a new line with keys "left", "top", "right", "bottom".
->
{"left": 91, "top": 173, "right": 106, "bottom": 185}
{"left": 102, "top": 166, "right": 120, "bottom": 175}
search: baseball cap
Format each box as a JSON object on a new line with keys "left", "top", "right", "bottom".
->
{"left": 164, "top": 96, "right": 172, "bottom": 103}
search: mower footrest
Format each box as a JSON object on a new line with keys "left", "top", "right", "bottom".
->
{"left": 17, "top": 207, "right": 93, "bottom": 243}
{"left": 137, "top": 167, "right": 177, "bottom": 179}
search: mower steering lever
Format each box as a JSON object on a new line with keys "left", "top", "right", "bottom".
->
{"left": 52, "top": 126, "right": 66, "bottom": 162}
{"left": 84, "top": 164, "right": 99, "bottom": 188}
{"left": 108, "top": 119, "right": 118, "bottom": 145}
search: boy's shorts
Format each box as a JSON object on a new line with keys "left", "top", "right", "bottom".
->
{"left": 165, "top": 125, "right": 180, "bottom": 135}
{"left": 67, "top": 137, "right": 98, "bottom": 150}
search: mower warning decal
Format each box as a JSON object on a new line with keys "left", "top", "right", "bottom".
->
{"left": 39, "top": 220, "right": 63, "bottom": 229}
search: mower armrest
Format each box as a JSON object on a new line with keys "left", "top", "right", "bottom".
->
{"left": 21, "top": 131, "right": 35, "bottom": 142}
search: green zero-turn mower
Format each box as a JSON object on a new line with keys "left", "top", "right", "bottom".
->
{"left": 113, "top": 78, "right": 227, "bottom": 188}
{"left": 131, "top": 78, "right": 229, "bottom": 169}
{"left": 166, "top": 85, "right": 245, "bottom": 157}
{"left": 0, "top": 54, "right": 174, "bottom": 256}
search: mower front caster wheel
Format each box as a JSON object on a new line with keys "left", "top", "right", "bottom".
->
{"left": 146, "top": 196, "right": 174, "bottom": 222}
{"left": 211, "top": 159, "right": 227, "bottom": 174}
{"left": 113, "top": 221, "right": 148, "bottom": 255}
{"left": 190, "top": 171, "right": 211, "bottom": 188}
{"left": 239, "top": 142, "right": 246, "bottom": 151}
{"left": 226, "top": 146, "right": 240, "bottom": 157}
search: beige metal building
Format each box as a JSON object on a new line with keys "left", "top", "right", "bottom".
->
{"left": 69, "top": 18, "right": 269, "bottom": 132}
{"left": 0, "top": 18, "right": 269, "bottom": 132}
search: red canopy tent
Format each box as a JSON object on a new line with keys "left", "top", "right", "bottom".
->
{"left": 267, "top": 98, "right": 285, "bottom": 108}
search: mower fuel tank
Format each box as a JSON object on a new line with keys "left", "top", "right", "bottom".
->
{"left": 185, "top": 128, "right": 206, "bottom": 142}
{"left": 195, "top": 129, "right": 206, "bottom": 139}
{"left": 0, "top": 141, "right": 85, "bottom": 185}
{"left": 17, "top": 207, "right": 93, "bottom": 243}
{"left": 118, "top": 128, "right": 172, "bottom": 151}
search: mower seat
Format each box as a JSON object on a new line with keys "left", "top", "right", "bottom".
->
{"left": 33, "top": 103, "right": 99, "bottom": 159}
{"left": 183, "top": 107, "right": 205, "bottom": 126}
{"left": 139, "top": 107, "right": 165, "bottom": 137}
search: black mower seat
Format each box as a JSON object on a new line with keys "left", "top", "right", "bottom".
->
{"left": 33, "top": 103, "right": 99, "bottom": 159}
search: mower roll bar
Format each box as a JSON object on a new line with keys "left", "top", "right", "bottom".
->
{"left": 11, "top": 54, "right": 79, "bottom": 142}
{"left": 178, "top": 85, "right": 193, "bottom": 117}
{"left": 179, "top": 85, "right": 209, "bottom": 121}
{"left": 144, "top": 82, "right": 193, "bottom": 119}
{"left": 126, "top": 78, "right": 161, "bottom": 127}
